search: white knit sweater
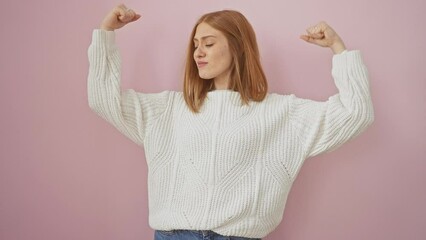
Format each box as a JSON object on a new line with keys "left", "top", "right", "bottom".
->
{"left": 87, "top": 29, "right": 374, "bottom": 238}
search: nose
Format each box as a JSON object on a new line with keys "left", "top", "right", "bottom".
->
{"left": 194, "top": 46, "right": 206, "bottom": 59}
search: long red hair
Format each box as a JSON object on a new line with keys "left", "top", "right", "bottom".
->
{"left": 183, "top": 10, "right": 268, "bottom": 113}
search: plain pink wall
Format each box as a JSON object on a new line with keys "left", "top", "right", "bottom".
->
{"left": 1, "top": 0, "right": 425, "bottom": 239}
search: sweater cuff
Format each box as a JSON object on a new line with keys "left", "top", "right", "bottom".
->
{"left": 332, "top": 50, "right": 364, "bottom": 70}
{"left": 91, "top": 29, "right": 116, "bottom": 47}
{"left": 335, "top": 49, "right": 348, "bottom": 55}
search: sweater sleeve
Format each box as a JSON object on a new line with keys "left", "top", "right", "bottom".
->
{"left": 289, "top": 50, "right": 375, "bottom": 159}
{"left": 87, "top": 29, "right": 170, "bottom": 146}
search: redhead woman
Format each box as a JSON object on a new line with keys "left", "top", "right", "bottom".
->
{"left": 87, "top": 3, "right": 374, "bottom": 240}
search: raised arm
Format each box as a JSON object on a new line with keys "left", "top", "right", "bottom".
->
{"left": 87, "top": 4, "right": 170, "bottom": 146}
{"left": 290, "top": 21, "right": 375, "bottom": 158}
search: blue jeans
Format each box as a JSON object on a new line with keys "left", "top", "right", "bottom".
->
{"left": 154, "top": 229, "right": 262, "bottom": 240}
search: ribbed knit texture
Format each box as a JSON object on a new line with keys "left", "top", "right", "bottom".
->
{"left": 87, "top": 29, "right": 374, "bottom": 238}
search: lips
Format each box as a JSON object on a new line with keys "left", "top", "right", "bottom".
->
{"left": 197, "top": 61, "right": 208, "bottom": 68}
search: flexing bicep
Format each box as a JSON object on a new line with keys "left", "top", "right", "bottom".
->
{"left": 87, "top": 29, "right": 170, "bottom": 146}
{"left": 289, "top": 50, "right": 374, "bottom": 159}
{"left": 289, "top": 94, "right": 371, "bottom": 158}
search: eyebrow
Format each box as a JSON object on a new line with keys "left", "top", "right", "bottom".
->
{"left": 193, "top": 35, "right": 217, "bottom": 41}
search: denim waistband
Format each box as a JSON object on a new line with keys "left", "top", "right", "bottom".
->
{"left": 155, "top": 229, "right": 261, "bottom": 239}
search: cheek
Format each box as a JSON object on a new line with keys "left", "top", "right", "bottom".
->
{"left": 220, "top": 48, "right": 232, "bottom": 67}
{"left": 221, "top": 49, "right": 226, "bottom": 57}
{"left": 220, "top": 45, "right": 229, "bottom": 57}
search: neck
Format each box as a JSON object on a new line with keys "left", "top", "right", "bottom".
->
{"left": 213, "top": 71, "right": 231, "bottom": 90}
{"left": 213, "top": 80, "right": 228, "bottom": 90}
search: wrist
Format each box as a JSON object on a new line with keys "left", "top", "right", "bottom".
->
{"left": 100, "top": 25, "right": 114, "bottom": 31}
{"left": 331, "top": 41, "right": 346, "bottom": 54}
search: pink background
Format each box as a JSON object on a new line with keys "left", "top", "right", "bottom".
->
{"left": 1, "top": 0, "right": 425, "bottom": 239}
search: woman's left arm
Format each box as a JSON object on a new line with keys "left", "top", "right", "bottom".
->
{"left": 290, "top": 22, "right": 375, "bottom": 159}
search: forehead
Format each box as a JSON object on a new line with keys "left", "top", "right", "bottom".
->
{"left": 193, "top": 22, "right": 224, "bottom": 40}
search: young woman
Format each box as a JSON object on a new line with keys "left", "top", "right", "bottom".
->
{"left": 87, "top": 3, "right": 374, "bottom": 240}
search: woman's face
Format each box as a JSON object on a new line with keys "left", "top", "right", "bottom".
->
{"left": 193, "top": 22, "right": 232, "bottom": 85}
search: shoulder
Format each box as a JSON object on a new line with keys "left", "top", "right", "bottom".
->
{"left": 129, "top": 90, "right": 184, "bottom": 110}
{"left": 167, "top": 90, "right": 183, "bottom": 101}
{"left": 162, "top": 90, "right": 186, "bottom": 107}
{"left": 263, "top": 92, "right": 293, "bottom": 105}
{"left": 252, "top": 92, "right": 293, "bottom": 114}
{"left": 138, "top": 90, "right": 182, "bottom": 100}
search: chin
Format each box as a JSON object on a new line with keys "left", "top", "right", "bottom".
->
{"left": 198, "top": 74, "right": 214, "bottom": 80}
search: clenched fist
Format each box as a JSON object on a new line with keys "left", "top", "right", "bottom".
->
{"left": 300, "top": 21, "right": 346, "bottom": 54}
{"left": 100, "top": 4, "right": 141, "bottom": 31}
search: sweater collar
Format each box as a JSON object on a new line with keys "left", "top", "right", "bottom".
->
{"left": 206, "top": 90, "right": 244, "bottom": 106}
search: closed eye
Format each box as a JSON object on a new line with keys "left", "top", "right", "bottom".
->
{"left": 194, "top": 44, "right": 214, "bottom": 49}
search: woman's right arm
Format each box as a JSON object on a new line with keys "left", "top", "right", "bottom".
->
{"left": 87, "top": 4, "right": 170, "bottom": 146}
